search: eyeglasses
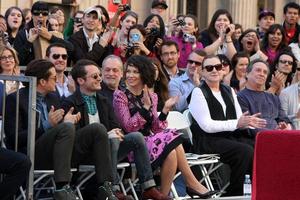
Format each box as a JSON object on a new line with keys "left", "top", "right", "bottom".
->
{"left": 32, "top": 10, "right": 49, "bottom": 16}
{"left": 187, "top": 59, "right": 202, "bottom": 66}
{"left": 52, "top": 54, "right": 68, "bottom": 60}
{"left": 0, "top": 55, "right": 14, "bottom": 61}
{"left": 204, "top": 64, "right": 223, "bottom": 72}
{"left": 279, "top": 60, "right": 293, "bottom": 65}
{"left": 87, "top": 73, "right": 102, "bottom": 80}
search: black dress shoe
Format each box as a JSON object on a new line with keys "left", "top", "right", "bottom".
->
{"left": 186, "top": 187, "right": 219, "bottom": 199}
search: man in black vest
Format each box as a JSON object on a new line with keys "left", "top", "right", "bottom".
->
{"left": 188, "top": 55, "right": 266, "bottom": 196}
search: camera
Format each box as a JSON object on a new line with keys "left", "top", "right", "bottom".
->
{"left": 177, "top": 19, "right": 186, "bottom": 26}
{"left": 131, "top": 33, "right": 140, "bottom": 43}
{"left": 0, "top": 31, "right": 8, "bottom": 45}
{"left": 123, "top": 4, "right": 131, "bottom": 11}
{"left": 183, "top": 33, "right": 196, "bottom": 43}
{"left": 148, "top": 27, "right": 160, "bottom": 37}
{"left": 37, "top": 20, "right": 43, "bottom": 28}
{"left": 225, "top": 27, "right": 231, "bottom": 34}
{"left": 74, "top": 17, "right": 82, "bottom": 24}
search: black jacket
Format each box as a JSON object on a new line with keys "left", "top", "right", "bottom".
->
{"left": 61, "top": 89, "right": 120, "bottom": 131}
{"left": 14, "top": 25, "right": 74, "bottom": 66}
{"left": 4, "top": 87, "right": 61, "bottom": 153}
{"left": 68, "top": 29, "right": 110, "bottom": 66}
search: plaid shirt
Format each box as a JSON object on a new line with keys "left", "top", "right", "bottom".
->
{"left": 81, "top": 93, "right": 97, "bottom": 115}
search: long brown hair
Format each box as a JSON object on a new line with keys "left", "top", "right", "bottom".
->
{"left": 0, "top": 46, "right": 20, "bottom": 75}
{"left": 149, "top": 57, "right": 169, "bottom": 105}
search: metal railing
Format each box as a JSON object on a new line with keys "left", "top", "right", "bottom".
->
{"left": 0, "top": 75, "right": 37, "bottom": 200}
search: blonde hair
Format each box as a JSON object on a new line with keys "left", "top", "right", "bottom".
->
{"left": 0, "top": 46, "right": 20, "bottom": 75}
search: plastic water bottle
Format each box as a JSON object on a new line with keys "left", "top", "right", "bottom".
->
{"left": 243, "top": 174, "right": 252, "bottom": 196}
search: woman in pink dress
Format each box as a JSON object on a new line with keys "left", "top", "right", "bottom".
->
{"left": 113, "top": 55, "right": 218, "bottom": 198}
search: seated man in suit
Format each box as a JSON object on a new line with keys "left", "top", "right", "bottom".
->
{"left": 62, "top": 59, "right": 170, "bottom": 200}
{"left": 4, "top": 59, "right": 117, "bottom": 200}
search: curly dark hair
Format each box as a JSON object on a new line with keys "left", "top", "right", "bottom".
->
{"left": 125, "top": 55, "right": 155, "bottom": 88}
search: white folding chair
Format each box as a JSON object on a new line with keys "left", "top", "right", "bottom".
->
{"left": 164, "top": 111, "right": 222, "bottom": 198}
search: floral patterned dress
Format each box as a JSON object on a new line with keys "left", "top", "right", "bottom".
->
{"left": 113, "top": 89, "right": 182, "bottom": 169}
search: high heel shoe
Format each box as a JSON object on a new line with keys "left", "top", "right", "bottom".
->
{"left": 186, "top": 187, "right": 219, "bottom": 199}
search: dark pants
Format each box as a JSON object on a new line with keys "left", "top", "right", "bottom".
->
{"left": 0, "top": 148, "right": 31, "bottom": 200}
{"left": 35, "top": 122, "right": 113, "bottom": 185}
{"left": 193, "top": 130, "right": 254, "bottom": 196}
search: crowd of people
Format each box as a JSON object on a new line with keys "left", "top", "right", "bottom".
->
{"left": 0, "top": 0, "right": 300, "bottom": 199}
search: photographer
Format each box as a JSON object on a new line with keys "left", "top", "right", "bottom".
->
{"left": 125, "top": 24, "right": 154, "bottom": 59}
{"left": 143, "top": 14, "right": 165, "bottom": 55}
{"left": 166, "top": 14, "right": 203, "bottom": 69}
{"left": 14, "top": 1, "right": 73, "bottom": 65}
{"left": 63, "top": 10, "right": 84, "bottom": 39}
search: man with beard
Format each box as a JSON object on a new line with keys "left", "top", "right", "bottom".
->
{"left": 160, "top": 40, "right": 184, "bottom": 81}
{"left": 46, "top": 43, "right": 75, "bottom": 100}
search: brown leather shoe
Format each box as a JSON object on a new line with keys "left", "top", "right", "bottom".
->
{"left": 114, "top": 191, "right": 134, "bottom": 200}
{"left": 142, "top": 187, "right": 171, "bottom": 200}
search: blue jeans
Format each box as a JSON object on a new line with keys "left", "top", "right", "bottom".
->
{"left": 110, "top": 132, "right": 155, "bottom": 190}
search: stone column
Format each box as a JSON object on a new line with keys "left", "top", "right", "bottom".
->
{"left": 227, "top": 0, "right": 258, "bottom": 29}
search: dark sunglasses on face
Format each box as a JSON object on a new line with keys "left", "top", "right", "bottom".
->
{"left": 204, "top": 64, "right": 223, "bottom": 72}
{"left": 296, "top": 68, "right": 300, "bottom": 71}
{"left": 279, "top": 60, "right": 293, "bottom": 65}
{"left": 88, "top": 73, "right": 102, "bottom": 80}
{"left": 32, "top": 10, "right": 49, "bottom": 16}
{"left": 187, "top": 59, "right": 202, "bottom": 66}
{"left": 222, "top": 61, "right": 229, "bottom": 66}
{"left": 52, "top": 54, "right": 68, "bottom": 60}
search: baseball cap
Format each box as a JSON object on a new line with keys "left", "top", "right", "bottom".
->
{"left": 152, "top": 0, "right": 168, "bottom": 9}
{"left": 259, "top": 10, "right": 275, "bottom": 20}
{"left": 84, "top": 7, "right": 102, "bottom": 19}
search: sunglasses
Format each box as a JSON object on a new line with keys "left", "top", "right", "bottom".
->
{"left": 187, "top": 59, "right": 202, "bottom": 66}
{"left": 204, "top": 64, "right": 223, "bottom": 72}
{"left": 279, "top": 60, "right": 293, "bottom": 65}
{"left": 32, "top": 10, "right": 49, "bottom": 16}
{"left": 297, "top": 68, "right": 300, "bottom": 71}
{"left": 52, "top": 54, "right": 68, "bottom": 60}
{"left": 87, "top": 73, "right": 102, "bottom": 80}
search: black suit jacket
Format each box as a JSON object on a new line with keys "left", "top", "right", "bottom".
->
{"left": 61, "top": 89, "right": 120, "bottom": 131}
{"left": 4, "top": 87, "right": 61, "bottom": 153}
{"left": 68, "top": 29, "right": 109, "bottom": 66}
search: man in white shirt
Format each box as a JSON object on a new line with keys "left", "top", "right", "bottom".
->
{"left": 68, "top": 7, "right": 112, "bottom": 66}
{"left": 46, "top": 43, "right": 75, "bottom": 99}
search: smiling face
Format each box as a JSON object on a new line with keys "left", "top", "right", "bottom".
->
{"left": 146, "top": 16, "right": 160, "bottom": 29}
{"left": 214, "top": 14, "right": 230, "bottom": 33}
{"left": 202, "top": 57, "right": 223, "bottom": 84}
{"left": 182, "top": 16, "right": 197, "bottom": 35}
{"left": 79, "top": 65, "right": 102, "bottom": 93}
{"left": 7, "top": 8, "right": 23, "bottom": 30}
{"left": 48, "top": 46, "right": 67, "bottom": 73}
{"left": 268, "top": 28, "right": 283, "bottom": 49}
{"left": 235, "top": 57, "right": 249, "bottom": 78}
{"left": 125, "top": 65, "right": 142, "bottom": 89}
{"left": 83, "top": 12, "right": 101, "bottom": 32}
{"left": 102, "top": 58, "right": 123, "bottom": 90}
{"left": 120, "top": 15, "right": 137, "bottom": 36}
{"left": 246, "top": 62, "right": 269, "bottom": 88}
{"left": 277, "top": 54, "right": 293, "bottom": 74}
{"left": 0, "top": 49, "right": 16, "bottom": 74}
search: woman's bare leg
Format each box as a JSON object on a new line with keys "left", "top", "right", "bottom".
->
{"left": 160, "top": 149, "right": 178, "bottom": 195}
{"left": 175, "top": 145, "right": 209, "bottom": 193}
